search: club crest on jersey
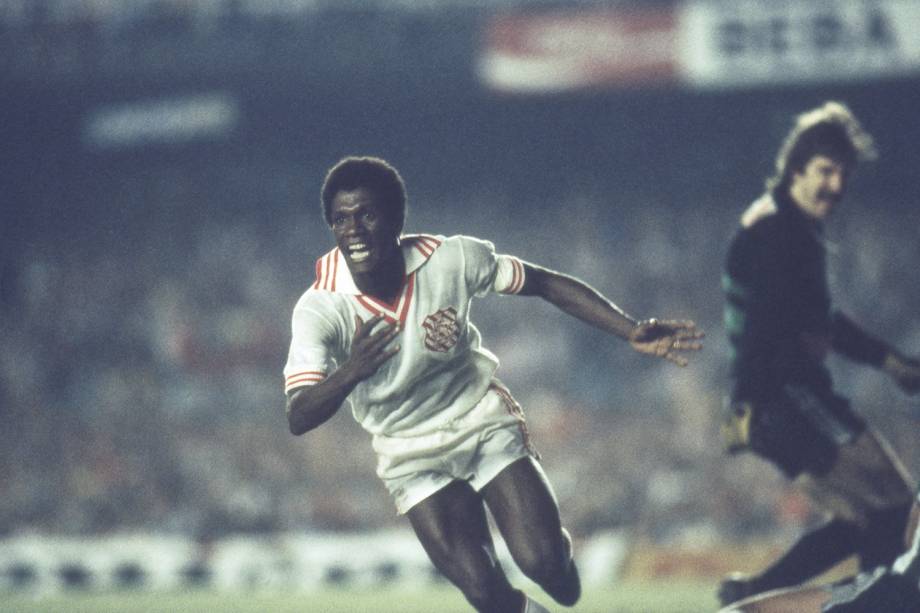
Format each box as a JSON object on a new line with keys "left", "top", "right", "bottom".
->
{"left": 423, "top": 307, "right": 460, "bottom": 352}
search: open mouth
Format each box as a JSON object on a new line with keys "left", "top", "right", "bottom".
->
{"left": 346, "top": 242, "right": 371, "bottom": 263}
{"left": 818, "top": 191, "right": 840, "bottom": 206}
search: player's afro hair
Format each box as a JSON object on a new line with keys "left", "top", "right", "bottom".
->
{"left": 768, "top": 101, "right": 877, "bottom": 193}
{"left": 321, "top": 156, "right": 407, "bottom": 233}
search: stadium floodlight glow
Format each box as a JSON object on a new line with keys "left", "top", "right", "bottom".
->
{"left": 83, "top": 93, "right": 239, "bottom": 149}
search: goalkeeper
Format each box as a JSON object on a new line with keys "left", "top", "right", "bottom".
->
{"left": 718, "top": 101, "right": 920, "bottom": 606}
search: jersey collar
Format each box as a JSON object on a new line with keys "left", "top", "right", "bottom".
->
{"left": 402, "top": 234, "right": 443, "bottom": 274}
{"left": 311, "top": 234, "right": 443, "bottom": 295}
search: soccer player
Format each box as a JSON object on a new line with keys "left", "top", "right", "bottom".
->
{"left": 719, "top": 101, "right": 920, "bottom": 606}
{"left": 284, "top": 156, "right": 703, "bottom": 613}
{"left": 719, "top": 490, "right": 920, "bottom": 613}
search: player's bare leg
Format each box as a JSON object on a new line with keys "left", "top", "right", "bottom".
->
{"left": 719, "top": 585, "right": 832, "bottom": 613}
{"left": 798, "top": 428, "right": 914, "bottom": 527}
{"left": 800, "top": 427, "right": 914, "bottom": 571}
{"left": 721, "top": 428, "right": 915, "bottom": 605}
{"left": 482, "top": 456, "right": 581, "bottom": 607}
{"left": 718, "top": 517, "right": 861, "bottom": 606}
{"left": 407, "top": 480, "right": 526, "bottom": 613}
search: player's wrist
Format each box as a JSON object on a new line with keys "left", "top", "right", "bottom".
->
{"left": 334, "top": 360, "right": 366, "bottom": 389}
{"left": 626, "top": 318, "right": 650, "bottom": 341}
{"left": 883, "top": 350, "right": 910, "bottom": 374}
{"left": 882, "top": 352, "right": 896, "bottom": 371}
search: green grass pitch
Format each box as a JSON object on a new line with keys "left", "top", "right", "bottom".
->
{"left": 1, "top": 581, "right": 719, "bottom": 612}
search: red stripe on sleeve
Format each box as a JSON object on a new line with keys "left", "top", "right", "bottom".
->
{"left": 512, "top": 258, "right": 525, "bottom": 293}
{"left": 509, "top": 258, "right": 521, "bottom": 293}
{"left": 285, "top": 370, "right": 326, "bottom": 381}
{"left": 284, "top": 372, "right": 326, "bottom": 391}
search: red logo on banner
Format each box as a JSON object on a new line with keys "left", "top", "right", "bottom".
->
{"left": 479, "top": 8, "right": 678, "bottom": 93}
{"left": 423, "top": 307, "right": 460, "bottom": 352}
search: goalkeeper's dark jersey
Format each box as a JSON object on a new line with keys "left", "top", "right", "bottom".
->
{"left": 723, "top": 189, "right": 887, "bottom": 404}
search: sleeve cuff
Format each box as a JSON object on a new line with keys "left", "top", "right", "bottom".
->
{"left": 494, "top": 255, "right": 525, "bottom": 295}
{"left": 284, "top": 370, "right": 326, "bottom": 394}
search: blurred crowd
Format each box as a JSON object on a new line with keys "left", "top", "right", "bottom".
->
{"left": 2, "top": 147, "right": 918, "bottom": 545}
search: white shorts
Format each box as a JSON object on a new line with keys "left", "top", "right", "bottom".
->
{"left": 372, "top": 384, "right": 539, "bottom": 514}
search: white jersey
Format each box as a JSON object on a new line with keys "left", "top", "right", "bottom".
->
{"left": 283, "top": 234, "right": 526, "bottom": 438}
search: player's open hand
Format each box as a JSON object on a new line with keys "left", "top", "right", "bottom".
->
{"left": 343, "top": 314, "right": 401, "bottom": 382}
{"left": 883, "top": 351, "right": 920, "bottom": 395}
{"left": 628, "top": 318, "right": 704, "bottom": 366}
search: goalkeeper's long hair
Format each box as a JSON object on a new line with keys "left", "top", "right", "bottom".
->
{"left": 767, "top": 101, "right": 877, "bottom": 195}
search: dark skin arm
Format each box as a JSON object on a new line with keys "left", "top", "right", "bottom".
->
{"left": 518, "top": 263, "right": 703, "bottom": 366}
{"left": 286, "top": 314, "right": 400, "bottom": 435}
{"left": 287, "top": 262, "right": 702, "bottom": 436}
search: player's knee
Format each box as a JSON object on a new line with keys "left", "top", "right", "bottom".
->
{"left": 858, "top": 501, "right": 913, "bottom": 570}
{"left": 513, "top": 535, "right": 569, "bottom": 586}
{"left": 445, "top": 551, "right": 509, "bottom": 608}
{"left": 513, "top": 548, "right": 550, "bottom": 584}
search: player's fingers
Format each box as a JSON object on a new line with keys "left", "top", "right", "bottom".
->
{"left": 373, "top": 345, "right": 400, "bottom": 365}
{"left": 676, "top": 327, "right": 705, "bottom": 339}
{"left": 368, "top": 321, "right": 400, "bottom": 346}
{"left": 666, "top": 321, "right": 702, "bottom": 335}
{"left": 665, "top": 352, "right": 689, "bottom": 367}
{"left": 642, "top": 322, "right": 703, "bottom": 344}
{"left": 360, "top": 318, "right": 393, "bottom": 343}
{"left": 654, "top": 318, "right": 691, "bottom": 328}
{"left": 355, "top": 314, "right": 385, "bottom": 337}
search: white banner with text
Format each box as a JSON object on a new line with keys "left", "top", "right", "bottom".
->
{"left": 677, "top": 0, "right": 920, "bottom": 88}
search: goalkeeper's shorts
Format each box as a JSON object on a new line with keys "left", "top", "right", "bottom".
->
{"left": 722, "top": 384, "right": 866, "bottom": 479}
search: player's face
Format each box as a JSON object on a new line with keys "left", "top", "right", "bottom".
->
{"left": 330, "top": 187, "right": 400, "bottom": 275}
{"left": 789, "top": 155, "right": 849, "bottom": 221}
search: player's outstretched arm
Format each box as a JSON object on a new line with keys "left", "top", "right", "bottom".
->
{"left": 882, "top": 351, "right": 920, "bottom": 395}
{"left": 831, "top": 312, "right": 920, "bottom": 394}
{"left": 286, "top": 314, "right": 400, "bottom": 435}
{"left": 517, "top": 263, "right": 703, "bottom": 366}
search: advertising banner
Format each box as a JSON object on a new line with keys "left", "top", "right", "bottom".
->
{"left": 478, "top": 8, "right": 678, "bottom": 93}
{"left": 677, "top": 0, "right": 920, "bottom": 88}
{"left": 478, "top": 1, "right": 920, "bottom": 93}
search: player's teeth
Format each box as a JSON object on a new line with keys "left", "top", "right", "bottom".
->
{"left": 351, "top": 250, "right": 370, "bottom": 262}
